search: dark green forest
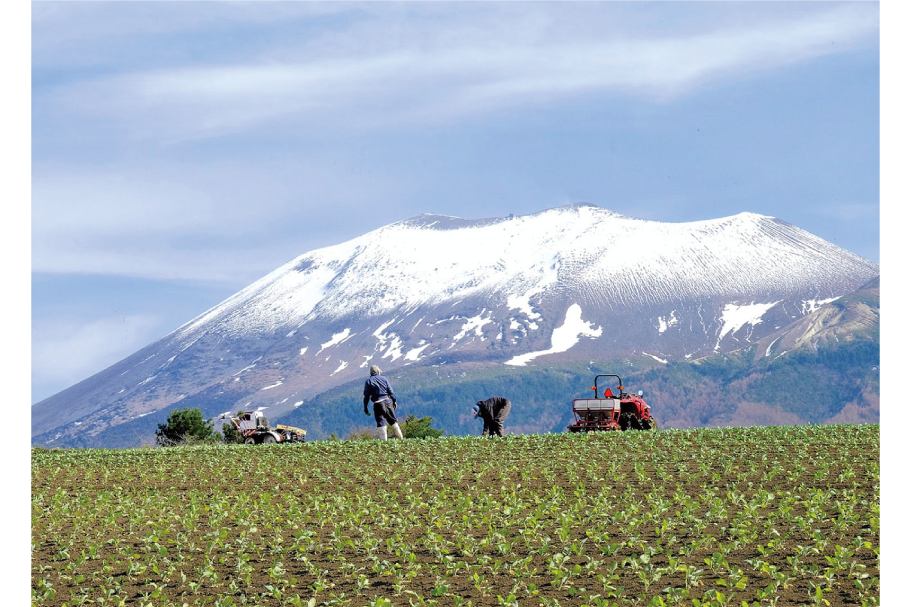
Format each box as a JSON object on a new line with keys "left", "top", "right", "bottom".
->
{"left": 278, "top": 338, "right": 879, "bottom": 440}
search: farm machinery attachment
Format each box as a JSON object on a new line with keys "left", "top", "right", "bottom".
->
{"left": 217, "top": 410, "right": 307, "bottom": 444}
{"left": 567, "top": 374, "right": 657, "bottom": 432}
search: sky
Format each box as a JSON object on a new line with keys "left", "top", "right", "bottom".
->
{"left": 27, "top": 2, "right": 883, "bottom": 405}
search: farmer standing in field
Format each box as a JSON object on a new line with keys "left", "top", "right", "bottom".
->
{"left": 472, "top": 396, "right": 512, "bottom": 437}
{"left": 363, "top": 365, "right": 403, "bottom": 440}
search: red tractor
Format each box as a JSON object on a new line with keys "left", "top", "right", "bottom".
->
{"left": 567, "top": 374, "right": 657, "bottom": 432}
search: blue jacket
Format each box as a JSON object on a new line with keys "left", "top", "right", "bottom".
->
{"left": 363, "top": 374, "right": 397, "bottom": 406}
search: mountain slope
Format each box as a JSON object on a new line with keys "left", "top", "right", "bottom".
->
{"left": 32, "top": 204, "right": 879, "bottom": 447}
{"left": 751, "top": 276, "right": 879, "bottom": 361}
{"left": 273, "top": 278, "right": 879, "bottom": 440}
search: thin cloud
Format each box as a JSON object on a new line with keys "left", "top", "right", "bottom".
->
{"left": 811, "top": 202, "right": 880, "bottom": 222}
{"left": 31, "top": 158, "right": 414, "bottom": 283}
{"left": 40, "top": 4, "right": 878, "bottom": 142}
{"left": 31, "top": 2, "right": 351, "bottom": 69}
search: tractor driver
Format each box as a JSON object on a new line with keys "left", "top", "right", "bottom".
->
{"left": 363, "top": 365, "right": 403, "bottom": 440}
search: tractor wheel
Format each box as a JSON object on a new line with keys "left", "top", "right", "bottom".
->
{"left": 244, "top": 437, "right": 256, "bottom": 445}
{"left": 261, "top": 434, "right": 277, "bottom": 444}
{"left": 641, "top": 417, "right": 658, "bottom": 431}
{"left": 618, "top": 412, "right": 635, "bottom": 431}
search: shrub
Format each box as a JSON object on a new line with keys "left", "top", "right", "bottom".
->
{"left": 401, "top": 414, "right": 444, "bottom": 439}
{"left": 221, "top": 421, "right": 245, "bottom": 444}
{"left": 155, "top": 407, "right": 219, "bottom": 446}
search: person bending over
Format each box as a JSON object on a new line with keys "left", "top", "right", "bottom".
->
{"left": 472, "top": 396, "right": 512, "bottom": 437}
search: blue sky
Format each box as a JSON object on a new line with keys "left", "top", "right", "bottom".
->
{"left": 28, "top": 1, "right": 882, "bottom": 404}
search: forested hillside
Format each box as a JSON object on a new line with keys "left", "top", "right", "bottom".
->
{"left": 278, "top": 337, "right": 879, "bottom": 440}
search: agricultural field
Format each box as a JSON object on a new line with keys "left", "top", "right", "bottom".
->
{"left": 32, "top": 425, "right": 879, "bottom": 607}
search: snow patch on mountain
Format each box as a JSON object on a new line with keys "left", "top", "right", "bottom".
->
{"left": 506, "top": 258, "right": 559, "bottom": 321}
{"left": 331, "top": 361, "right": 348, "bottom": 375}
{"left": 137, "top": 374, "right": 158, "bottom": 386}
{"left": 643, "top": 352, "right": 668, "bottom": 364}
{"left": 233, "top": 357, "right": 262, "bottom": 376}
{"left": 381, "top": 335, "right": 404, "bottom": 361}
{"left": 507, "top": 293, "right": 541, "bottom": 320}
{"left": 716, "top": 302, "right": 779, "bottom": 349}
{"left": 802, "top": 297, "right": 838, "bottom": 315}
{"left": 405, "top": 342, "right": 432, "bottom": 362}
{"left": 373, "top": 319, "right": 396, "bottom": 337}
{"left": 370, "top": 319, "right": 406, "bottom": 360}
{"left": 319, "top": 328, "right": 354, "bottom": 353}
{"left": 452, "top": 310, "right": 493, "bottom": 344}
{"left": 657, "top": 312, "right": 679, "bottom": 334}
{"left": 505, "top": 304, "right": 602, "bottom": 366}
{"left": 765, "top": 336, "right": 782, "bottom": 357}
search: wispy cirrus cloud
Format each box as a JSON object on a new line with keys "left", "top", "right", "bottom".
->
{"left": 31, "top": 158, "right": 412, "bottom": 283}
{"left": 36, "top": 3, "right": 878, "bottom": 142}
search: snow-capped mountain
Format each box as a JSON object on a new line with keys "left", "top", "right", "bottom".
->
{"left": 32, "top": 204, "right": 879, "bottom": 446}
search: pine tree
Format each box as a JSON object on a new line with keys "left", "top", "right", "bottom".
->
{"left": 401, "top": 414, "right": 444, "bottom": 439}
{"left": 155, "top": 407, "right": 219, "bottom": 446}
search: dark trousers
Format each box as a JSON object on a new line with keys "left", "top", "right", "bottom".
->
{"left": 373, "top": 399, "right": 397, "bottom": 428}
{"left": 485, "top": 400, "right": 511, "bottom": 436}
